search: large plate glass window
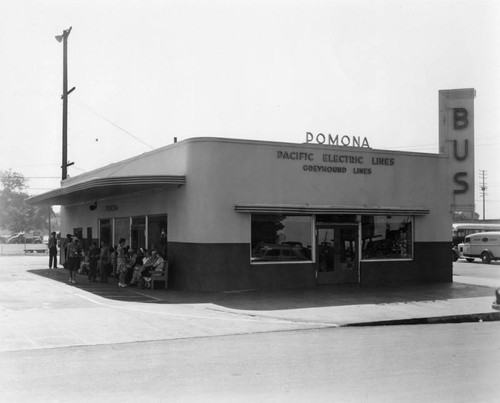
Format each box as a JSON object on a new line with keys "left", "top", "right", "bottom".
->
{"left": 251, "top": 215, "right": 312, "bottom": 263}
{"left": 99, "top": 219, "right": 111, "bottom": 245}
{"left": 114, "top": 217, "right": 130, "bottom": 247}
{"left": 361, "top": 216, "right": 413, "bottom": 260}
{"left": 131, "top": 216, "right": 146, "bottom": 251}
{"left": 147, "top": 215, "right": 168, "bottom": 258}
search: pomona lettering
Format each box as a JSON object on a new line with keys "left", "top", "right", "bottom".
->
{"left": 306, "top": 132, "right": 370, "bottom": 148}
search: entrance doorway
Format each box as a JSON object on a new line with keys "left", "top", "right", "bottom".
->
{"left": 316, "top": 224, "right": 359, "bottom": 284}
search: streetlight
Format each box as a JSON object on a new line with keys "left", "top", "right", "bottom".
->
{"left": 55, "top": 27, "right": 75, "bottom": 180}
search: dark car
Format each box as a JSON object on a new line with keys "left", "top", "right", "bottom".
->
{"left": 251, "top": 244, "right": 308, "bottom": 262}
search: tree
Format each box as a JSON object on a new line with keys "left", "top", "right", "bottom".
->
{"left": 0, "top": 169, "right": 50, "bottom": 233}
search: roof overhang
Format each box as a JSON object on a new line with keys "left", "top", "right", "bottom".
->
{"left": 28, "top": 175, "right": 186, "bottom": 206}
{"left": 234, "top": 204, "right": 430, "bottom": 215}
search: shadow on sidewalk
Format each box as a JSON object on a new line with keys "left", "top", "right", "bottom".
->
{"left": 29, "top": 268, "right": 496, "bottom": 311}
{"left": 29, "top": 268, "right": 161, "bottom": 303}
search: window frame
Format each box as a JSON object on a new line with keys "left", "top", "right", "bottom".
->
{"left": 360, "top": 215, "right": 414, "bottom": 262}
{"left": 250, "top": 214, "right": 314, "bottom": 265}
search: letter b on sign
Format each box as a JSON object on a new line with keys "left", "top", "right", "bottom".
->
{"left": 453, "top": 108, "right": 468, "bottom": 130}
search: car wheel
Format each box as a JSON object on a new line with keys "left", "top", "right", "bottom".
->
{"left": 466, "top": 258, "right": 475, "bottom": 263}
{"left": 452, "top": 251, "right": 459, "bottom": 262}
{"left": 481, "top": 251, "right": 492, "bottom": 264}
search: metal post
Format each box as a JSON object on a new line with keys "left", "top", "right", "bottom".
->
{"left": 62, "top": 31, "right": 68, "bottom": 180}
{"left": 48, "top": 205, "right": 51, "bottom": 236}
{"left": 56, "top": 27, "right": 73, "bottom": 181}
{"left": 479, "top": 170, "right": 487, "bottom": 221}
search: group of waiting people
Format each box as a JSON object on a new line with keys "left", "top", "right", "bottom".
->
{"left": 113, "top": 238, "right": 166, "bottom": 288}
{"left": 57, "top": 233, "right": 165, "bottom": 288}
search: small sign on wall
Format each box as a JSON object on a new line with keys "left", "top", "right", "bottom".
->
{"left": 105, "top": 204, "right": 119, "bottom": 212}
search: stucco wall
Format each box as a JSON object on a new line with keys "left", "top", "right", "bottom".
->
{"left": 176, "top": 138, "right": 451, "bottom": 243}
{"left": 61, "top": 137, "right": 451, "bottom": 246}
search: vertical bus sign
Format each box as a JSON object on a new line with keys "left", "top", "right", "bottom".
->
{"left": 439, "top": 88, "right": 476, "bottom": 217}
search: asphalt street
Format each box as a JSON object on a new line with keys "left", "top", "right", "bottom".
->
{"left": 2, "top": 322, "right": 499, "bottom": 402}
{"left": 0, "top": 255, "right": 499, "bottom": 402}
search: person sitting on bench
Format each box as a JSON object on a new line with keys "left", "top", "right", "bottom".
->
{"left": 129, "top": 249, "right": 163, "bottom": 287}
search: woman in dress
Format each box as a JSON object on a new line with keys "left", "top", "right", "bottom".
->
{"left": 66, "top": 237, "right": 81, "bottom": 284}
{"left": 117, "top": 238, "right": 128, "bottom": 287}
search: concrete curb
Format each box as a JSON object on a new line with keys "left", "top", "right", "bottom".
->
{"left": 345, "top": 310, "right": 500, "bottom": 327}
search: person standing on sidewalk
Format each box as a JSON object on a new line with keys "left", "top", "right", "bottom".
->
{"left": 99, "top": 241, "right": 111, "bottom": 283}
{"left": 159, "top": 228, "right": 167, "bottom": 259}
{"left": 67, "top": 237, "right": 81, "bottom": 284}
{"left": 117, "top": 238, "right": 128, "bottom": 287}
{"left": 60, "top": 234, "right": 72, "bottom": 269}
{"left": 48, "top": 232, "right": 58, "bottom": 269}
{"left": 88, "top": 241, "right": 100, "bottom": 282}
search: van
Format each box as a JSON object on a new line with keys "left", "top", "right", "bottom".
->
{"left": 457, "top": 231, "right": 500, "bottom": 264}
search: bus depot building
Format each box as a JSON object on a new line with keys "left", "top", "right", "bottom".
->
{"left": 30, "top": 136, "right": 454, "bottom": 292}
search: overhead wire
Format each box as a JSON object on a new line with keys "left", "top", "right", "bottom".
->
{"left": 72, "top": 96, "right": 155, "bottom": 150}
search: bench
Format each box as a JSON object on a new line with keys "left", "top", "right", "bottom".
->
{"left": 150, "top": 261, "right": 169, "bottom": 290}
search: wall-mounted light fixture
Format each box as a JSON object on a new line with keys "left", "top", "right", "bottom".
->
{"left": 89, "top": 202, "right": 97, "bottom": 211}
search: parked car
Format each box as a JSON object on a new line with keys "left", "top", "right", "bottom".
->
{"left": 251, "top": 244, "right": 308, "bottom": 262}
{"left": 7, "top": 232, "right": 44, "bottom": 244}
{"left": 457, "top": 231, "right": 500, "bottom": 264}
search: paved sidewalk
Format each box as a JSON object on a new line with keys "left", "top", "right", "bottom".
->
{"left": 1, "top": 256, "right": 499, "bottom": 352}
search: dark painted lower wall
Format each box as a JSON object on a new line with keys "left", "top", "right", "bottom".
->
{"left": 360, "top": 242, "right": 452, "bottom": 284}
{"left": 167, "top": 242, "right": 315, "bottom": 292}
{"left": 167, "top": 241, "right": 452, "bottom": 292}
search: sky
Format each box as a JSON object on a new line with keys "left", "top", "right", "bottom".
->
{"left": 0, "top": 0, "right": 499, "bottom": 219}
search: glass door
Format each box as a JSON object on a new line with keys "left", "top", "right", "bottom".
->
{"left": 316, "top": 225, "right": 359, "bottom": 284}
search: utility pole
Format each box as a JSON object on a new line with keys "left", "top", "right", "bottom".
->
{"left": 479, "top": 170, "right": 488, "bottom": 220}
{"left": 55, "top": 27, "right": 75, "bottom": 181}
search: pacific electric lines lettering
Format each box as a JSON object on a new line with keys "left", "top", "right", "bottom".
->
{"left": 277, "top": 151, "right": 394, "bottom": 175}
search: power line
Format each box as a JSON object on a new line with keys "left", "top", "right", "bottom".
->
{"left": 73, "top": 97, "right": 155, "bottom": 150}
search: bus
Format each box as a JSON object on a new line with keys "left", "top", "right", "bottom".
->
{"left": 452, "top": 223, "right": 500, "bottom": 261}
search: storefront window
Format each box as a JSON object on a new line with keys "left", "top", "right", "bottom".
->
{"left": 73, "top": 227, "right": 83, "bottom": 240}
{"left": 99, "top": 219, "right": 111, "bottom": 245}
{"left": 251, "top": 215, "right": 312, "bottom": 263}
{"left": 361, "top": 216, "right": 413, "bottom": 260}
{"left": 131, "top": 216, "right": 146, "bottom": 251}
{"left": 147, "top": 215, "right": 168, "bottom": 258}
{"left": 99, "top": 215, "right": 167, "bottom": 255}
{"left": 114, "top": 217, "right": 130, "bottom": 247}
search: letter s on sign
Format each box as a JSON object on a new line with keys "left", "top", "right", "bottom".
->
{"left": 453, "top": 172, "right": 469, "bottom": 194}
